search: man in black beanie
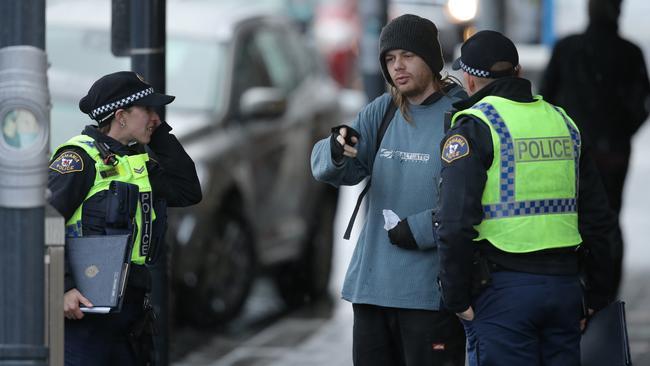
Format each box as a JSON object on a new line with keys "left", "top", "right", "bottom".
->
{"left": 378, "top": 14, "right": 449, "bottom": 122}
{"left": 311, "top": 13, "right": 466, "bottom": 366}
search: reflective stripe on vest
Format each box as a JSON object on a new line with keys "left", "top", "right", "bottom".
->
{"left": 472, "top": 102, "right": 581, "bottom": 219}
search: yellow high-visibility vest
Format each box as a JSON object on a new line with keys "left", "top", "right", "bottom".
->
{"left": 451, "top": 95, "right": 582, "bottom": 253}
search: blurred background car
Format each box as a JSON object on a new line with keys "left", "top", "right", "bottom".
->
{"left": 47, "top": 0, "right": 342, "bottom": 327}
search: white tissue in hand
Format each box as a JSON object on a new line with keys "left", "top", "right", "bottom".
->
{"left": 383, "top": 209, "right": 400, "bottom": 231}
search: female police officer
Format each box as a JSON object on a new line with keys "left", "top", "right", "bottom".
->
{"left": 48, "top": 71, "right": 202, "bottom": 365}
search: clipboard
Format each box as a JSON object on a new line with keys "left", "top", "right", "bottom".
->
{"left": 581, "top": 300, "right": 632, "bottom": 366}
{"left": 66, "top": 234, "right": 131, "bottom": 313}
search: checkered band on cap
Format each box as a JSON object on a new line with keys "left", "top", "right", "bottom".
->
{"left": 459, "top": 60, "right": 490, "bottom": 78}
{"left": 89, "top": 87, "right": 154, "bottom": 119}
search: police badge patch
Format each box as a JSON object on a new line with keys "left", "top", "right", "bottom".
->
{"left": 49, "top": 151, "right": 84, "bottom": 174}
{"left": 441, "top": 134, "right": 470, "bottom": 163}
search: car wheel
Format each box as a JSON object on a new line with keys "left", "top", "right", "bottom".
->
{"left": 275, "top": 192, "right": 336, "bottom": 307}
{"left": 179, "top": 210, "right": 255, "bottom": 327}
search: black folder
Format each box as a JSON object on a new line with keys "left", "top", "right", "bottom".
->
{"left": 581, "top": 300, "right": 632, "bottom": 366}
{"left": 66, "top": 234, "right": 131, "bottom": 313}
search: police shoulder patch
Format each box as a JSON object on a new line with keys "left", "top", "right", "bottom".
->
{"left": 49, "top": 151, "right": 84, "bottom": 174}
{"left": 441, "top": 134, "right": 470, "bottom": 163}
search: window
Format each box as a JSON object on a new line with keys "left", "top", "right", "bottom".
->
{"left": 233, "top": 32, "right": 273, "bottom": 98}
{"left": 167, "top": 38, "right": 226, "bottom": 113}
{"left": 233, "top": 25, "right": 303, "bottom": 97}
{"left": 253, "top": 29, "right": 299, "bottom": 93}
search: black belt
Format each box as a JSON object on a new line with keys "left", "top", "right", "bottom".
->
{"left": 484, "top": 246, "right": 581, "bottom": 276}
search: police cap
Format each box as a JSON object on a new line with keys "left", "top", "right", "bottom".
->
{"left": 79, "top": 71, "right": 175, "bottom": 126}
{"left": 452, "top": 30, "right": 519, "bottom": 79}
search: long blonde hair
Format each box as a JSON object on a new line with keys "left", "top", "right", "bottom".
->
{"left": 388, "top": 73, "right": 460, "bottom": 123}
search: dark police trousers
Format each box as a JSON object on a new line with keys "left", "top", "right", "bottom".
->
{"left": 352, "top": 304, "right": 466, "bottom": 366}
{"left": 461, "top": 271, "right": 582, "bottom": 366}
{"left": 65, "top": 288, "right": 146, "bottom": 366}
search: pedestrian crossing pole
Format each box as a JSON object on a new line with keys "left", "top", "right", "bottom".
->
{"left": 359, "top": 0, "right": 388, "bottom": 100}
{"left": 130, "top": 0, "right": 169, "bottom": 361}
{"left": 111, "top": 1, "right": 169, "bottom": 364}
{"left": 0, "top": 1, "right": 51, "bottom": 365}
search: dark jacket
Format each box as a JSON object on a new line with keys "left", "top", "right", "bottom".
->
{"left": 540, "top": 22, "right": 650, "bottom": 154}
{"left": 48, "top": 122, "right": 202, "bottom": 291}
{"left": 436, "top": 77, "right": 617, "bottom": 314}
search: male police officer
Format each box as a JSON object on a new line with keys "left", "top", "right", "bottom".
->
{"left": 436, "top": 31, "right": 616, "bottom": 365}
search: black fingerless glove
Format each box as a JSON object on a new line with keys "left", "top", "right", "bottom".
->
{"left": 330, "top": 133, "right": 345, "bottom": 165}
{"left": 330, "top": 124, "right": 360, "bottom": 165}
{"left": 388, "top": 219, "right": 418, "bottom": 250}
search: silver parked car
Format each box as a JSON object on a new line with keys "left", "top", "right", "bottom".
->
{"left": 47, "top": 0, "right": 342, "bottom": 326}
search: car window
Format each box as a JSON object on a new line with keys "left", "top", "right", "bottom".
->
{"left": 48, "top": 26, "right": 226, "bottom": 113}
{"left": 47, "top": 27, "right": 131, "bottom": 148}
{"left": 47, "top": 25, "right": 227, "bottom": 147}
{"left": 282, "top": 28, "right": 313, "bottom": 79}
{"left": 48, "top": 27, "right": 131, "bottom": 77}
{"left": 233, "top": 24, "right": 304, "bottom": 97}
{"left": 167, "top": 38, "right": 226, "bottom": 112}
{"left": 253, "top": 28, "right": 300, "bottom": 93}
{"left": 233, "top": 32, "right": 273, "bottom": 97}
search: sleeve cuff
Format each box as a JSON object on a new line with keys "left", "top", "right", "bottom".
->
{"left": 584, "top": 291, "right": 610, "bottom": 312}
{"left": 148, "top": 121, "right": 173, "bottom": 147}
{"left": 407, "top": 209, "right": 436, "bottom": 249}
{"left": 64, "top": 274, "right": 76, "bottom": 293}
{"left": 443, "top": 296, "right": 471, "bottom": 314}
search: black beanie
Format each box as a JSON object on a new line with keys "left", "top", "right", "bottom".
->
{"left": 379, "top": 14, "right": 444, "bottom": 85}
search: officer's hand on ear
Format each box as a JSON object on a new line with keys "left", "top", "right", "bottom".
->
{"left": 388, "top": 219, "right": 418, "bottom": 250}
{"left": 330, "top": 125, "right": 359, "bottom": 164}
{"left": 64, "top": 288, "right": 93, "bottom": 320}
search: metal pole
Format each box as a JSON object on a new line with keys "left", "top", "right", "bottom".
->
{"left": 359, "top": 0, "right": 388, "bottom": 100}
{"left": 541, "top": 0, "right": 556, "bottom": 47}
{"left": 476, "top": 0, "right": 506, "bottom": 33}
{"left": 0, "top": 1, "right": 49, "bottom": 365}
{"left": 0, "top": 1, "right": 45, "bottom": 48}
{"left": 129, "top": 1, "right": 168, "bottom": 365}
{"left": 44, "top": 205, "right": 65, "bottom": 366}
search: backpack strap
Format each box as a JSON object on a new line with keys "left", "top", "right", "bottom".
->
{"left": 343, "top": 98, "right": 397, "bottom": 240}
{"left": 443, "top": 84, "right": 467, "bottom": 132}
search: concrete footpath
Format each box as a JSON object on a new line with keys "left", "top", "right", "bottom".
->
{"left": 174, "top": 269, "right": 650, "bottom": 366}
{"left": 621, "top": 269, "right": 650, "bottom": 365}
{"left": 271, "top": 269, "right": 649, "bottom": 366}
{"left": 174, "top": 180, "right": 650, "bottom": 366}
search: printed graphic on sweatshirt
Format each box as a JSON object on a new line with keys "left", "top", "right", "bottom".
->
{"left": 379, "top": 148, "right": 430, "bottom": 163}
